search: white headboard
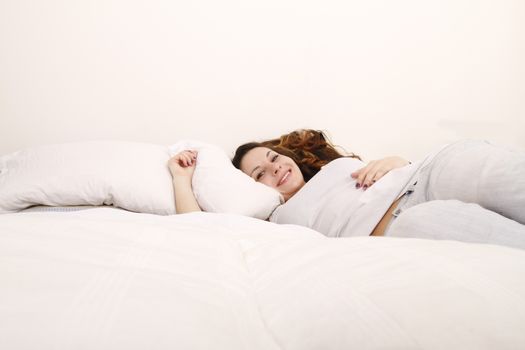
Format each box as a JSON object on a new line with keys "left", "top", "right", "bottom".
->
{"left": 1, "top": 0, "right": 523, "bottom": 161}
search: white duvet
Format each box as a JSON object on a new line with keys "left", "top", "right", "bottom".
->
{"left": 1, "top": 208, "right": 525, "bottom": 350}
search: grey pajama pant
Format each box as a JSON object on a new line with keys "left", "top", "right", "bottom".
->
{"left": 384, "top": 140, "right": 525, "bottom": 249}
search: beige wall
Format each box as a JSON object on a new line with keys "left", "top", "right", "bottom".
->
{"left": 1, "top": 0, "right": 523, "bottom": 161}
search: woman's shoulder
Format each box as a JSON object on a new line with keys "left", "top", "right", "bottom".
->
{"left": 321, "top": 156, "right": 365, "bottom": 171}
{"left": 297, "top": 157, "right": 364, "bottom": 193}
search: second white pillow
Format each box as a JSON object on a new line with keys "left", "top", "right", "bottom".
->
{"left": 169, "top": 141, "right": 283, "bottom": 220}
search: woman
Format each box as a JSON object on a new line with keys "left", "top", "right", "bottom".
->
{"left": 170, "top": 129, "right": 525, "bottom": 249}
{"left": 231, "top": 129, "right": 413, "bottom": 236}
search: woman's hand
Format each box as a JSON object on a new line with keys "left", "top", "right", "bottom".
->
{"left": 168, "top": 150, "right": 198, "bottom": 179}
{"left": 168, "top": 150, "right": 202, "bottom": 214}
{"left": 351, "top": 156, "right": 409, "bottom": 189}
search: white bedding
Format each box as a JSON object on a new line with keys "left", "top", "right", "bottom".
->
{"left": 1, "top": 208, "right": 525, "bottom": 349}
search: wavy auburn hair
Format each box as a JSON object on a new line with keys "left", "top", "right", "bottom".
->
{"left": 232, "top": 129, "right": 361, "bottom": 182}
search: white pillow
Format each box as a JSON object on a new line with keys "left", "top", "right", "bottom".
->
{"left": 169, "top": 141, "right": 283, "bottom": 220}
{"left": 0, "top": 141, "right": 175, "bottom": 215}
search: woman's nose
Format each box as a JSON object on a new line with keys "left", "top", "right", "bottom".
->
{"left": 273, "top": 163, "right": 281, "bottom": 175}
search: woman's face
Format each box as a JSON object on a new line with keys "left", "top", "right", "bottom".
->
{"left": 240, "top": 147, "right": 305, "bottom": 201}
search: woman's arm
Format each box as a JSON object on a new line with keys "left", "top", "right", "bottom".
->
{"left": 168, "top": 150, "right": 202, "bottom": 214}
{"left": 351, "top": 156, "right": 410, "bottom": 189}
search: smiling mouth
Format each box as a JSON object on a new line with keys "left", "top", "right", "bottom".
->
{"left": 278, "top": 170, "right": 291, "bottom": 186}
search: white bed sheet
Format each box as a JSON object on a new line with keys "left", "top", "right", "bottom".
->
{"left": 1, "top": 208, "right": 525, "bottom": 350}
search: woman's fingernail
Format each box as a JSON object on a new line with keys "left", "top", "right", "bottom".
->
{"left": 355, "top": 183, "right": 361, "bottom": 189}
{"left": 363, "top": 185, "right": 368, "bottom": 190}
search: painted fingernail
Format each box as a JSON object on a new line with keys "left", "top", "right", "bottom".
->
{"left": 356, "top": 183, "right": 361, "bottom": 189}
{"left": 363, "top": 185, "right": 368, "bottom": 190}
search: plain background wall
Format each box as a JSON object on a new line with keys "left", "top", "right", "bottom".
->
{"left": 1, "top": 0, "right": 523, "bottom": 160}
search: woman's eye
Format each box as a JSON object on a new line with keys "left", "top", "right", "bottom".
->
{"left": 271, "top": 154, "right": 278, "bottom": 162}
{"left": 256, "top": 171, "right": 264, "bottom": 181}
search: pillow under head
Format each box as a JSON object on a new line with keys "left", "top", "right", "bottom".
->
{"left": 169, "top": 140, "right": 283, "bottom": 219}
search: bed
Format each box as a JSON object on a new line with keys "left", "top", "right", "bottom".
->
{"left": 1, "top": 141, "right": 525, "bottom": 349}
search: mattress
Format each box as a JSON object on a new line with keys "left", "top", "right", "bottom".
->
{"left": 1, "top": 208, "right": 525, "bottom": 349}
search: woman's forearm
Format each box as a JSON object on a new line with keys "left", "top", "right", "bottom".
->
{"left": 172, "top": 177, "right": 201, "bottom": 214}
{"left": 351, "top": 156, "right": 410, "bottom": 189}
